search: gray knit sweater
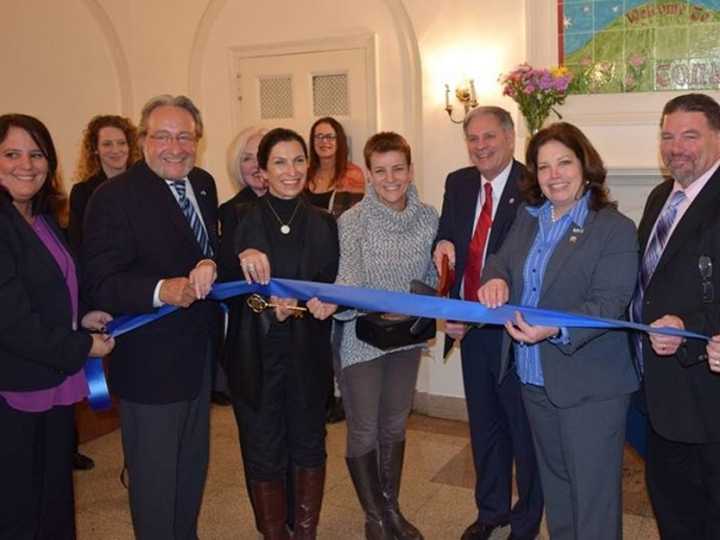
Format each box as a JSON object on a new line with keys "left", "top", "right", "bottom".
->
{"left": 334, "top": 183, "right": 438, "bottom": 370}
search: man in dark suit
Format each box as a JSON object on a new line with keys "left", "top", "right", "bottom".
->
{"left": 83, "top": 95, "right": 221, "bottom": 539}
{"left": 633, "top": 93, "right": 720, "bottom": 539}
{"left": 434, "top": 106, "right": 543, "bottom": 540}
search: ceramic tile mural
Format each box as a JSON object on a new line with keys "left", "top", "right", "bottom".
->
{"left": 559, "top": 0, "right": 720, "bottom": 93}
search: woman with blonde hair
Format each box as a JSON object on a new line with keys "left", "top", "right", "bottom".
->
{"left": 214, "top": 126, "right": 268, "bottom": 406}
{"left": 219, "top": 126, "right": 267, "bottom": 237}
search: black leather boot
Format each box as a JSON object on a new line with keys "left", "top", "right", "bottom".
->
{"left": 379, "top": 440, "right": 423, "bottom": 540}
{"left": 346, "top": 451, "right": 393, "bottom": 540}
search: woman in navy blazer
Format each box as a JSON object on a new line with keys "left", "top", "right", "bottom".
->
{"left": 478, "top": 123, "right": 639, "bottom": 540}
{"left": 0, "top": 114, "right": 115, "bottom": 539}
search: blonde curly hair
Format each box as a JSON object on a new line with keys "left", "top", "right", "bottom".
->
{"left": 74, "top": 115, "right": 140, "bottom": 181}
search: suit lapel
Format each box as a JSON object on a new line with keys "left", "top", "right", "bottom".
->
{"left": 654, "top": 168, "right": 720, "bottom": 274}
{"left": 189, "top": 172, "right": 218, "bottom": 250}
{"left": 487, "top": 160, "right": 521, "bottom": 255}
{"left": 140, "top": 162, "right": 202, "bottom": 256}
{"left": 638, "top": 180, "right": 672, "bottom": 252}
{"left": 11, "top": 210, "right": 72, "bottom": 314}
{"left": 508, "top": 211, "right": 538, "bottom": 303}
{"left": 541, "top": 210, "right": 595, "bottom": 297}
{"left": 459, "top": 169, "right": 481, "bottom": 252}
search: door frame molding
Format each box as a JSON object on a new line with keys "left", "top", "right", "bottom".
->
{"left": 188, "top": 0, "right": 422, "bottom": 175}
{"left": 226, "top": 34, "right": 378, "bottom": 138}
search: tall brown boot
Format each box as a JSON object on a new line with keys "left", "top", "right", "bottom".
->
{"left": 293, "top": 464, "right": 326, "bottom": 539}
{"left": 249, "top": 479, "right": 290, "bottom": 540}
{"left": 346, "top": 451, "right": 394, "bottom": 540}
{"left": 379, "top": 440, "right": 424, "bottom": 540}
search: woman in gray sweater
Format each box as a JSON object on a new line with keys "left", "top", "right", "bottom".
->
{"left": 308, "top": 132, "right": 437, "bottom": 540}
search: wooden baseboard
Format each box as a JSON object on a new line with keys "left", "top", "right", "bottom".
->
{"left": 413, "top": 392, "right": 468, "bottom": 422}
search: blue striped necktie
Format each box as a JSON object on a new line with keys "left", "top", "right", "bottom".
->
{"left": 171, "top": 180, "right": 213, "bottom": 258}
{"left": 630, "top": 189, "right": 686, "bottom": 374}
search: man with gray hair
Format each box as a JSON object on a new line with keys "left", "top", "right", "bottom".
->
{"left": 433, "top": 106, "right": 543, "bottom": 540}
{"left": 83, "top": 95, "right": 222, "bottom": 538}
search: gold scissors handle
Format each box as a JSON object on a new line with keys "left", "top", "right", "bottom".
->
{"left": 246, "top": 294, "right": 307, "bottom": 317}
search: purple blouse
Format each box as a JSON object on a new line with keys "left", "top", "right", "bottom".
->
{"left": 0, "top": 216, "right": 89, "bottom": 412}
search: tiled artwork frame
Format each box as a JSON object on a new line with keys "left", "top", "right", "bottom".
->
{"left": 559, "top": 0, "right": 720, "bottom": 93}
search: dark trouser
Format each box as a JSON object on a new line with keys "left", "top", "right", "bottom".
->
{"left": 0, "top": 398, "right": 75, "bottom": 540}
{"left": 233, "top": 333, "right": 327, "bottom": 481}
{"left": 119, "top": 358, "right": 211, "bottom": 540}
{"left": 460, "top": 331, "right": 543, "bottom": 538}
{"left": 646, "top": 427, "right": 720, "bottom": 540}
{"left": 522, "top": 385, "right": 629, "bottom": 540}
{"left": 340, "top": 348, "right": 421, "bottom": 458}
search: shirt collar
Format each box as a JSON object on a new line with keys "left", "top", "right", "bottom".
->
{"left": 481, "top": 160, "right": 513, "bottom": 195}
{"left": 526, "top": 190, "right": 590, "bottom": 228}
{"left": 671, "top": 158, "right": 720, "bottom": 204}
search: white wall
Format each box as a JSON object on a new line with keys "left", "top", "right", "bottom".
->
{"left": 1, "top": 1, "right": 123, "bottom": 186}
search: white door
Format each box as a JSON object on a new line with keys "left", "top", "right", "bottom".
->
{"left": 230, "top": 40, "right": 375, "bottom": 165}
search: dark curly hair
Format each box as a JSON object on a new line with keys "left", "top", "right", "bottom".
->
{"left": 307, "top": 116, "right": 349, "bottom": 191}
{"left": 74, "top": 114, "right": 140, "bottom": 181}
{"left": 0, "top": 114, "right": 66, "bottom": 218}
{"left": 523, "top": 122, "right": 615, "bottom": 211}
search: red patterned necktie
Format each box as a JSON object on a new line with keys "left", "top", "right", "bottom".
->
{"left": 463, "top": 182, "right": 493, "bottom": 301}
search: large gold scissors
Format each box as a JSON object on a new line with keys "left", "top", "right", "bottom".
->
{"left": 246, "top": 294, "right": 307, "bottom": 318}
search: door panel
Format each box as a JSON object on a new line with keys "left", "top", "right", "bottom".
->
{"left": 232, "top": 47, "right": 371, "bottom": 163}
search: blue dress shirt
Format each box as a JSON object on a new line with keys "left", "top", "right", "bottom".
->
{"left": 515, "top": 192, "right": 590, "bottom": 385}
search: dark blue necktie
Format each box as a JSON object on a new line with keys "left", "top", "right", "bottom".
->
{"left": 171, "top": 180, "right": 213, "bottom": 258}
{"left": 630, "top": 190, "right": 686, "bottom": 374}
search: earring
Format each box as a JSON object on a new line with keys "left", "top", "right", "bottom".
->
{"left": 585, "top": 180, "right": 590, "bottom": 186}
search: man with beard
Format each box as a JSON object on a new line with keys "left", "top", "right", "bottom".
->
{"left": 83, "top": 95, "right": 221, "bottom": 539}
{"left": 632, "top": 93, "right": 720, "bottom": 539}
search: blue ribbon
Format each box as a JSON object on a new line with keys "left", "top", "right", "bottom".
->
{"left": 84, "top": 357, "right": 112, "bottom": 411}
{"left": 84, "top": 277, "right": 709, "bottom": 411}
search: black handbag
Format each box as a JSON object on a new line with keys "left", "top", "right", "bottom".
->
{"left": 355, "top": 280, "right": 437, "bottom": 350}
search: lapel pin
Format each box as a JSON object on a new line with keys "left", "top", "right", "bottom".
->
{"left": 509, "top": 197, "right": 515, "bottom": 204}
{"left": 569, "top": 236, "right": 577, "bottom": 244}
{"left": 572, "top": 227, "right": 584, "bottom": 234}
{"left": 200, "top": 190, "right": 207, "bottom": 196}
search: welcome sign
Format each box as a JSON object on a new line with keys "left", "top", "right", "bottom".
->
{"left": 559, "top": 0, "right": 720, "bottom": 93}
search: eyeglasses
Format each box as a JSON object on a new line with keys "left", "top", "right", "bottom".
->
{"left": 699, "top": 255, "right": 714, "bottom": 304}
{"left": 314, "top": 133, "right": 337, "bottom": 142}
{"left": 148, "top": 132, "right": 197, "bottom": 146}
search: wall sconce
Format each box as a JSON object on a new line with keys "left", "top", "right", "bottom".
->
{"left": 444, "top": 79, "right": 478, "bottom": 124}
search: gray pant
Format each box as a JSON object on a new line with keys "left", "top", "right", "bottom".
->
{"left": 119, "top": 359, "right": 211, "bottom": 540}
{"left": 521, "top": 384, "right": 630, "bottom": 540}
{"left": 341, "top": 348, "right": 421, "bottom": 458}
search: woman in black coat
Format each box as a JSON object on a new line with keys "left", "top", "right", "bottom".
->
{"left": 0, "top": 114, "right": 115, "bottom": 539}
{"left": 68, "top": 114, "right": 139, "bottom": 251}
{"left": 219, "top": 128, "right": 338, "bottom": 540}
